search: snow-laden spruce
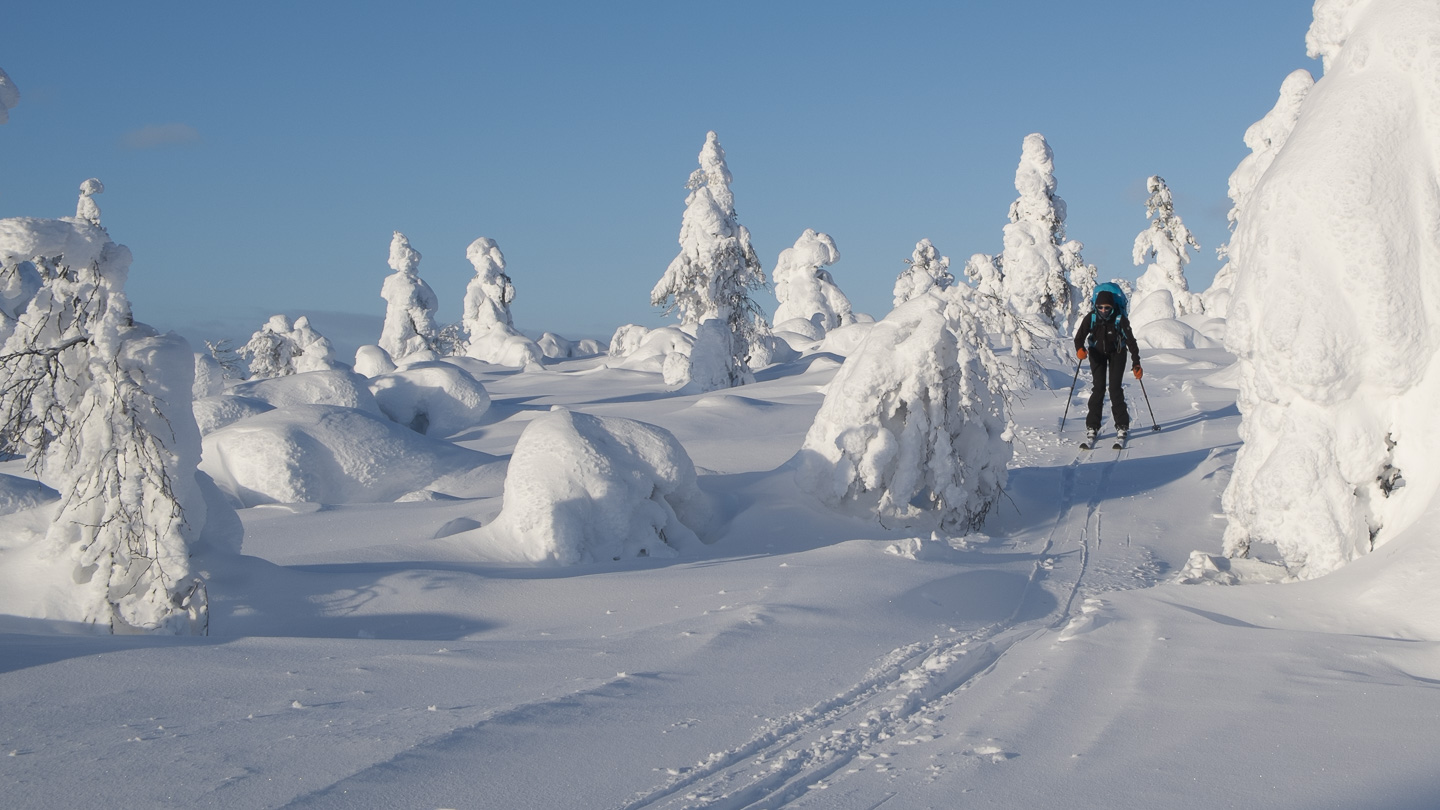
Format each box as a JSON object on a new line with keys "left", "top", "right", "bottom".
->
{"left": 1000, "top": 133, "right": 1074, "bottom": 340}
{"left": 238, "top": 314, "right": 338, "bottom": 378}
{"left": 893, "top": 239, "right": 953, "bottom": 307}
{"left": 771, "top": 229, "right": 854, "bottom": 337}
{"left": 1131, "top": 176, "right": 1202, "bottom": 325}
{"left": 1205, "top": 69, "right": 1314, "bottom": 318}
{"left": 0, "top": 66, "right": 19, "bottom": 125}
{"left": 0, "top": 204, "right": 222, "bottom": 633}
{"left": 379, "top": 231, "right": 440, "bottom": 362}
{"left": 796, "top": 287, "right": 1013, "bottom": 532}
{"left": 1221, "top": 0, "right": 1440, "bottom": 579}
{"left": 461, "top": 236, "right": 543, "bottom": 368}
{"left": 473, "top": 407, "right": 714, "bottom": 564}
{"left": 649, "top": 131, "right": 767, "bottom": 391}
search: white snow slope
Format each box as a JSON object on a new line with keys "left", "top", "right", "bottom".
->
{"left": 3, "top": 342, "right": 1440, "bottom": 809}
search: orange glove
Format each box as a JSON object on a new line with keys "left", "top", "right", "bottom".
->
{"left": 1133, "top": 365, "right": 1143, "bottom": 379}
{"left": 1076, "top": 348, "right": 1087, "bottom": 360}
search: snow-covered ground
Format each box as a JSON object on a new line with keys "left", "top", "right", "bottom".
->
{"left": 4, "top": 345, "right": 1439, "bottom": 809}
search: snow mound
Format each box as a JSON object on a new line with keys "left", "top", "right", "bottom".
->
{"left": 814, "top": 322, "right": 875, "bottom": 357}
{"left": 368, "top": 361, "right": 491, "bottom": 436}
{"left": 353, "top": 344, "right": 397, "bottom": 377}
{"left": 228, "top": 369, "right": 381, "bottom": 415}
{"left": 0, "top": 473, "right": 58, "bottom": 517}
{"left": 474, "top": 407, "right": 715, "bottom": 564}
{"left": 200, "top": 405, "right": 496, "bottom": 507}
{"left": 193, "top": 395, "right": 275, "bottom": 435}
{"left": 537, "top": 332, "right": 605, "bottom": 359}
{"left": 1135, "top": 318, "right": 1222, "bottom": 350}
{"left": 0, "top": 217, "right": 111, "bottom": 269}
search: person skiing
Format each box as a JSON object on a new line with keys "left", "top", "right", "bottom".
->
{"left": 1074, "top": 288, "right": 1142, "bottom": 448}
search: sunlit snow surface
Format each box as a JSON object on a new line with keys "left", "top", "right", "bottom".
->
{"left": 3, "top": 345, "right": 1439, "bottom": 809}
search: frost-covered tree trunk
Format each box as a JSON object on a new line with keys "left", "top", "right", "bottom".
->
{"left": 1221, "top": 0, "right": 1440, "bottom": 579}
{"left": 1000, "top": 133, "right": 1074, "bottom": 340}
{"left": 1132, "top": 176, "right": 1202, "bottom": 323}
{"left": 0, "top": 211, "right": 209, "bottom": 633}
{"left": 797, "top": 287, "right": 1013, "bottom": 532}
{"left": 772, "top": 229, "right": 852, "bottom": 334}
{"left": 893, "top": 239, "right": 954, "bottom": 307}
{"left": 1206, "top": 70, "right": 1314, "bottom": 318}
{"left": 461, "top": 236, "right": 542, "bottom": 367}
{"left": 650, "top": 131, "right": 767, "bottom": 389}
{"left": 379, "top": 231, "right": 440, "bottom": 362}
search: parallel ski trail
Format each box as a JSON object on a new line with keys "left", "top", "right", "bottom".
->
{"left": 616, "top": 442, "right": 1124, "bottom": 810}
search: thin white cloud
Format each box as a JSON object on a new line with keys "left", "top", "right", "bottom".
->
{"left": 123, "top": 122, "right": 201, "bottom": 150}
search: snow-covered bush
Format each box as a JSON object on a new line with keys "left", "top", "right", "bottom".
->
{"left": 200, "top": 404, "right": 495, "bottom": 506}
{"left": 238, "top": 314, "right": 338, "bottom": 378}
{"left": 462, "top": 236, "right": 543, "bottom": 368}
{"left": 0, "top": 210, "right": 220, "bottom": 634}
{"left": 650, "top": 131, "right": 768, "bottom": 390}
{"left": 893, "top": 239, "right": 953, "bottom": 307}
{"left": 1206, "top": 69, "right": 1314, "bottom": 319}
{"left": 796, "top": 288, "right": 1013, "bottom": 532}
{"left": 772, "top": 229, "right": 854, "bottom": 335}
{"left": 379, "top": 231, "right": 440, "bottom": 362}
{"left": 1000, "top": 133, "right": 1074, "bottom": 338}
{"left": 368, "top": 361, "right": 491, "bottom": 436}
{"left": 1131, "top": 176, "right": 1202, "bottom": 323}
{"left": 476, "top": 407, "right": 714, "bottom": 564}
{"left": 1221, "top": 0, "right": 1440, "bottom": 579}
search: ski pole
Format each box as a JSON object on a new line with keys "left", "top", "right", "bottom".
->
{"left": 1059, "top": 358, "right": 1083, "bottom": 431}
{"left": 1137, "top": 374, "right": 1160, "bottom": 431}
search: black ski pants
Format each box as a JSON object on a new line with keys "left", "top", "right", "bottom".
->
{"left": 1086, "top": 350, "right": 1130, "bottom": 432}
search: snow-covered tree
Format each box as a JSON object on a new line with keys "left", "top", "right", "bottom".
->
{"left": 0, "top": 66, "right": 19, "bottom": 125}
{"left": 650, "top": 131, "right": 767, "bottom": 389}
{"left": 238, "top": 314, "right": 338, "bottom": 378}
{"left": 1000, "top": 133, "right": 1074, "bottom": 337}
{"left": 461, "top": 236, "right": 542, "bottom": 367}
{"left": 1060, "top": 239, "right": 1099, "bottom": 317}
{"left": 893, "top": 239, "right": 954, "bottom": 307}
{"left": 1131, "top": 176, "right": 1202, "bottom": 323}
{"left": 772, "top": 229, "right": 853, "bottom": 334}
{"left": 964, "top": 252, "right": 1004, "bottom": 301}
{"left": 76, "top": 178, "right": 103, "bottom": 225}
{"left": 379, "top": 231, "right": 439, "bottom": 362}
{"left": 797, "top": 286, "right": 1013, "bottom": 532}
{"left": 1221, "top": 0, "right": 1440, "bottom": 579}
{"left": 0, "top": 206, "right": 214, "bottom": 633}
{"left": 1206, "top": 69, "right": 1315, "bottom": 318}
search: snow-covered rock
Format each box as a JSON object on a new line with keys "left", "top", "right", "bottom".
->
{"left": 368, "top": 362, "right": 491, "bottom": 436}
{"left": 353, "top": 344, "right": 397, "bottom": 377}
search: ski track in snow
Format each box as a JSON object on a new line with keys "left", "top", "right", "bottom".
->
{"left": 613, "top": 445, "right": 1126, "bottom": 810}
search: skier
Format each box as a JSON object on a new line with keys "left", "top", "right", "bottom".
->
{"left": 1074, "top": 289, "right": 1142, "bottom": 448}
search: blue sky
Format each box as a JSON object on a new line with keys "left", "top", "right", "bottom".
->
{"left": 1, "top": 2, "right": 1317, "bottom": 357}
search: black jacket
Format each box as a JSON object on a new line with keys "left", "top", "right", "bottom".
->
{"left": 1074, "top": 312, "right": 1140, "bottom": 362}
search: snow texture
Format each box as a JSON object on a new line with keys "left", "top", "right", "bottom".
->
{"left": 473, "top": 407, "right": 714, "bottom": 564}
{"left": 1223, "top": 0, "right": 1440, "bottom": 578}
{"left": 893, "top": 238, "right": 954, "bottom": 307}
{"left": 379, "top": 231, "right": 440, "bottom": 362}
{"left": 797, "top": 288, "right": 1012, "bottom": 531}
{"left": 771, "top": 229, "right": 854, "bottom": 335}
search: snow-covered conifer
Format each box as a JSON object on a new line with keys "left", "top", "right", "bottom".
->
{"left": 650, "top": 131, "right": 767, "bottom": 389}
{"left": 964, "top": 253, "right": 1004, "bottom": 301}
{"left": 1206, "top": 70, "right": 1314, "bottom": 318}
{"left": 379, "top": 231, "right": 440, "bottom": 362}
{"left": 893, "top": 239, "right": 954, "bottom": 307}
{"left": 0, "top": 213, "right": 214, "bottom": 633}
{"left": 1131, "top": 176, "right": 1202, "bottom": 322}
{"left": 1060, "top": 240, "right": 1098, "bottom": 317}
{"left": 76, "top": 179, "right": 103, "bottom": 225}
{"left": 461, "top": 236, "right": 542, "bottom": 367}
{"left": 797, "top": 287, "right": 1013, "bottom": 532}
{"left": 1000, "top": 133, "right": 1073, "bottom": 337}
{"left": 772, "top": 229, "right": 853, "bottom": 334}
{"left": 0, "top": 67, "right": 19, "bottom": 125}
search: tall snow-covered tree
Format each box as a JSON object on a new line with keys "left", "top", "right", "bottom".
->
{"left": 1000, "top": 133, "right": 1074, "bottom": 337}
{"left": 379, "top": 231, "right": 440, "bottom": 362}
{"left": 797, "top": 285, "right": 1013, "bottom": 532}
{"left": 650, "top": 131, "right": 767, "bottom": 389}
{"left": 461, "top": 236, "right": 543, "bottom": 367}
{"left": 1206, "top": 69, "right": 1315, "bottom": 318}
{"left": 772, "top": 229, "right": 853, "bottom": 334}
{"left": 0, "top": 197, "right": 214, "bottom": 633}
{"left": 893, "top": 239, "right": 954, "bottom": 307}
{"left": 1131, "top": 176, "right": 1202, "bottom": 322}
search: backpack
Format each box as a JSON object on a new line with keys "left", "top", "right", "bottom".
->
{"left": 1089, "top": 282, "right": 1128, "bottom": 323}
{"left": 1086, "top": 282, "right": 1130, "bottom": 354}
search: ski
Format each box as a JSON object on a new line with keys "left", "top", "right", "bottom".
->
{"left": 1112, "top": 429, "right": 1128, "bottom": 451}
{"left": 1080, "top": 430, "right": 1097, "bottom": 450}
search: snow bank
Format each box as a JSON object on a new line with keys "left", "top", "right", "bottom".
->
{"left": 0, "top": 473, "right": 57, "bottom": 517}
{"left": 228, "top": 369, "right": 381, "bottom": 415}
{"left": 796, "top": 290, "right": 1012, "bottom": 531}
{"left": 200, "top": 404, "right": 494, "bottom": 506}
{"left": 475, "top": 407, "right": 714, "bottom": 564}
{"left": 1222, "top": 0, "right": 1440, "bottom": 578}
{"left": 368, "top": 361, "right": 491, "bottom": 436}
{"left": 1135, "top": 318, "right": 1223, "bottom": 351}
